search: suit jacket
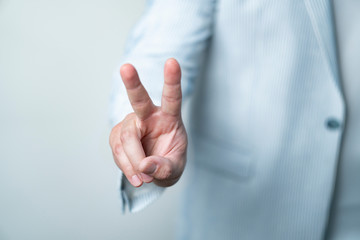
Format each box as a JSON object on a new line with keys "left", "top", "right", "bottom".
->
{"left": 110, "top": 0, "right": 352, "bottom": 239}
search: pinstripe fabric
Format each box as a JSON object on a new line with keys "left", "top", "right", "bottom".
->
{"left": 109, "top": 0, "right": 356, "bottom": 239}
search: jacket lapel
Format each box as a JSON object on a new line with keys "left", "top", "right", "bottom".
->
{"left": 304, "top": 0, "right": 341, "bottom": 88}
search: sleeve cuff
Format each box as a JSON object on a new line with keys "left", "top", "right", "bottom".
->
{"left": 119, "top": 172, "right": 165, "bottom": 213}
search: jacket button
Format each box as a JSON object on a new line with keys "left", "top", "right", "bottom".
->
{"left": 326, "top": 118, "right": 341, "bottom": 130}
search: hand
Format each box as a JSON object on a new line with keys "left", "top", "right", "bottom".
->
{"left": 109, "top": 58, "right": 187, "bottom": 188}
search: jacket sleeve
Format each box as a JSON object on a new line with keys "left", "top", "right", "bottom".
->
{"left": 109, "top": 0, "right": 217, "bottom": 213}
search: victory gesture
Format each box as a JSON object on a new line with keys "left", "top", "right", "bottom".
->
{"left": 110, "top": 58, "right": 188, "bottom": 188}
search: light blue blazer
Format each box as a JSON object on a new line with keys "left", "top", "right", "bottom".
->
{"left": 110, "top": 0, "right": 354, "bottom": 239}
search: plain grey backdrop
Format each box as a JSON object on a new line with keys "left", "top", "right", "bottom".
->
{"left": 0, "top": 1, "right": 184, "bottom": 239}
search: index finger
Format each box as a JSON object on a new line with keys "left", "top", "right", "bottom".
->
{"left": 120, "top": 64, "right": 155, "bottom": 120}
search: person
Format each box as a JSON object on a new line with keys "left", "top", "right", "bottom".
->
{"left": 109, "top": 0, "right": 360, "bottom": 239}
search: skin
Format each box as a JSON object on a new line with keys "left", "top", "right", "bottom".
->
{"left": 109, "top": 58, "right": 188, "bottom": 188}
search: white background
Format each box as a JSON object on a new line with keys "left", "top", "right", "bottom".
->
{"left": 0, "top": 1, "right": 183, "bottom": 239}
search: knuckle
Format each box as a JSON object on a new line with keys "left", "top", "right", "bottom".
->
{"left": 162, "top": 94, "right": 182, "bottom": 103}
{"left": 113, "top": 143, "right": 122, "bottom": 155}
{"left": 131, "top": 98, "right": 151, "bottom": 109}
{"left": 120, "top": 129, "right": 134, "bottom": 142}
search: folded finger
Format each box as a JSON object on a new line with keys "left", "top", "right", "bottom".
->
{"left": 120, "top": 118, "right": 154, "bottom": 184}
{"left": 113, "top": 145, "right": 143, "bottom": 187}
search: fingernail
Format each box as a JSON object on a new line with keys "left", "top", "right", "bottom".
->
{"left": 144, "top": 162, "right": 157, "bottom": 175}
{"left": 131, "top": 175, "right": 142, "bottom": 186}
{"left": 140, "top": 173, "right": 153, "bottom": 183}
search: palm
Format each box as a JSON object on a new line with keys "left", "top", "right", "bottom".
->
{"left": 141, "top": 110, "right": 187, "bottom": 160}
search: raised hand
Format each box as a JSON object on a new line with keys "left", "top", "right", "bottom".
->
{"left": 109, "top": 58, "right": 187, "bottom": 187}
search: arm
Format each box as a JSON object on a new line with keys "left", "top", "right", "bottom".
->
{"left": 109, "top": 0, "right": 217, "bottom": 213}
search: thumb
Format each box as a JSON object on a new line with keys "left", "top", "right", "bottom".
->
{"left": 139, "top": 156, "right": 181, "bottom": 187}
